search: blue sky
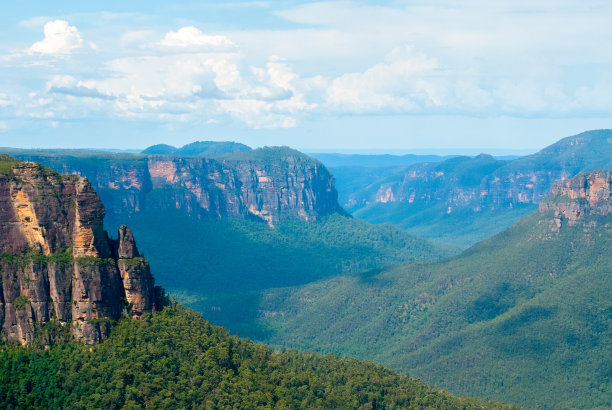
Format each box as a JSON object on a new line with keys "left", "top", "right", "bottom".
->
{"left": 1, "top": 0, "right": 611, "bottom": 152}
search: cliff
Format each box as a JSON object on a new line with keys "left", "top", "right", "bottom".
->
{"left": 349, "top": 130, "right": 612, "bottom": 212}
{"left": 539, "top": 170, "right": 611, "bottom": 229}
{"left": 0, "top": 156, "right": 158, "bottom": 345}
{"left": 5, "top": 147, "right": 345, "bottom": 225}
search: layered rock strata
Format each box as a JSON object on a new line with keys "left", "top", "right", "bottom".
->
{"left": 348, "top": 130, "right": 612, "bottom": 213}
{"left": 11, "top": 148, "right": 344, "bottom": 225}
{"left": 0, "top": 159, "right": 157, "bottom": 345}
{"left": 539, "top": 170, "right": 611, "bottom": 228}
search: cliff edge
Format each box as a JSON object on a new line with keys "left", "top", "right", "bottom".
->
{"left": 0, "top": 156, "right": 158, "bottom": 345}
{"left": 539, "top": 170, "right": 611, "bottom": 228}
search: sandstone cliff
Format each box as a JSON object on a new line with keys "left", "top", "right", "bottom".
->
{"left": 539, "top": 170, "right": 611, "bottom": 229}
{"left": 0, "top": 157, "right": 158, "bottom": 345}
{"left": 348, "top": 130, "right": 612, "bottom": 213}
{"left": 8, "top": 147, "right": 344, "bottom": 225}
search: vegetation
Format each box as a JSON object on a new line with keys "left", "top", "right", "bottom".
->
{"left": 215, "top": 146, "right": 315, "bottom": 163}
{"left": 104, "top": 211, "right": 455, "bottom": 339}
{"left": 0, "top": 305, "right": 517, "bottom": 409}
{"left": 12, "top": 296, "right": 31, "bottom": 310}
{"left": 0, "top": 154, "right": 19, "bottom": 176}
{"left": 142, "top": 141, "right": 252, "bottom": 156}
{"left": 251, "top": 210, "right": 612, "bottom": 408}
{"left": 355, "top": 201, "right": 537, "bottom": 248}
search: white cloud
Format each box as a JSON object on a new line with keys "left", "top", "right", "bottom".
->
{"left": 160, "top": 27, "right": 235, "bottom": 50}
{"left": 325, "top": 46, "right": 443, "bottom": 113}
{"left": 0, "top": 93, "right": 15, "bottom": 107}
{"left": 28, "top": 48, "right": 313, "bottom": 128}
{"left": 5, "top": 1, "right": 612, "bottom": 133}
{"left": 28, "top": 20, "right": 84, "bottom": 55}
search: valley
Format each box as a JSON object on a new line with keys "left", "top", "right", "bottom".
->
{"left": 0, "top": 131, "right": 610, "bottom": 408}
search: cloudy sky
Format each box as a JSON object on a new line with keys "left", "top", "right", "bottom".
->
{"left": 1, "top": 0, "right": 611, "bottom": 152}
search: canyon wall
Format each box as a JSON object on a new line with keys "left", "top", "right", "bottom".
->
{"left": 539, "top": 170, "right": 612, "bottom": 228}
{"left": 0, "top": 158, "right": 158, "bottom": 345}
{"left": 11, "top": 148, "right": 344, "bottom": 225}
{"left": 348, "top": 130, "right": 612, "bottom": 214}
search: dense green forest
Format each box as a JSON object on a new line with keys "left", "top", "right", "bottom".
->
{"left": 0, "top": 305, "right": 517, "bottom": 409}
{"left": 250, "top": 210, "right": 612, "bottom": 408}
{"left": 354, "top": 201, "right": 537, "bottom": 248}
{"left": 105, "top": 212, "right": 455, "bottom": 338}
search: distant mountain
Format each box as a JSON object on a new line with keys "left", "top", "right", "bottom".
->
{"left": 310, "top": 153, "right": 456, "bottom": 168}
{"left": 142, "top": 140, "right": 252, "bottom": 156}
{"left": 344, "top": 130, "right": 612, "bottom": 247}
{"left": 141, "top": 143, "right": 178, "bottom": 155}
{"left": 254, "top": 170, "right": 612, "bottom": 408}
{"left": 3, "top": 146, "right": 342, "bottom": 225}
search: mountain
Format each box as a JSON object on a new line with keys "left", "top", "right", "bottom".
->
{"left": 0, "top": 156, "right": 516, "bottom": 409}
{"left": 341, "top": 130, "right": 612, "bottom": 247}
{"left": 0, "top": 147, "right": 451, "bottom": 336}
{"left": 140, "top": 144, "right": 178, "bottom": 155}
{"left": 253, "top": 170, "right": 612, "bottom": 408}
{"left": 0, "top": 155, "right": 159, "bottom": 346}
{"left": 142, "top": 140, "right": 252, "bottom": 156}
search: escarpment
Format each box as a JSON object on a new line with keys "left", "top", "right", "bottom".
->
{"left": 9, "top": 147, "right": 344, "bottom": 225}
{"left": 352, "top": 130, "right": 612, "bottom": 213}
{"left": 0, "top": 159, "right": 158, "bottom": 345}
{"left": 539, "top": 170, "right": 611, "bottom": 228}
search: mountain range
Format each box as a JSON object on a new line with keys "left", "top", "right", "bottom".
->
{"left": 321, "top": 129, "right": 612, "bottom": 247}
{"left": 0, "top": 145, "right": 451, "bottom": 337}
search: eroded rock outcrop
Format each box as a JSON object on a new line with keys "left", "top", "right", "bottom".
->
{"left": 11, "top": 147, "right": 344, "bottom": 225}
{"left": 539, "top": 170, "right": 612, "bottom": 228}
{"left": 0, "top": 159, "right": 158, "bottom": 345}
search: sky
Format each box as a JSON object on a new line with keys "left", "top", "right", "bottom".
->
{"left": 1, "top": 0, "right": 611, "bottom": 153}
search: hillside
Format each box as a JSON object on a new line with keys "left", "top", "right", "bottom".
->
{"left": 252, "top": 171, "right": 612, "bottom": 408}
{"left": 342, "top": 130, "right": 612, "bottom": 247}
{"left": 0, "top": 305, "right": 518, "bottom": 409}
{"left": 104, "top": 212, "right": 452, "bottom": 339}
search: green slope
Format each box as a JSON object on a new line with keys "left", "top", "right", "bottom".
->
{"left": 104, "top": 211, "right": 455, "bottom": 338}
{"left": 252, "top": 193, "right": 612, "bottom": 408}
{"left": 0, "top": 305, "right": 518, "bottom": 409}
{"left": 354, "top": 201, "right": 537, "bottom": 248}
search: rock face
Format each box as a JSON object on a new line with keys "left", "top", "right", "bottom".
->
{"left": 0, "top": 159, "right": 158, "bottom": 345}
{"left": 10, "top": 147, "right": 344, "bottom": 226}
{"left": 347, "top": 130, "right": 612, "bottom": 213}
{"left": 539, "top": 170, "right": 612, "bottom": 228}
